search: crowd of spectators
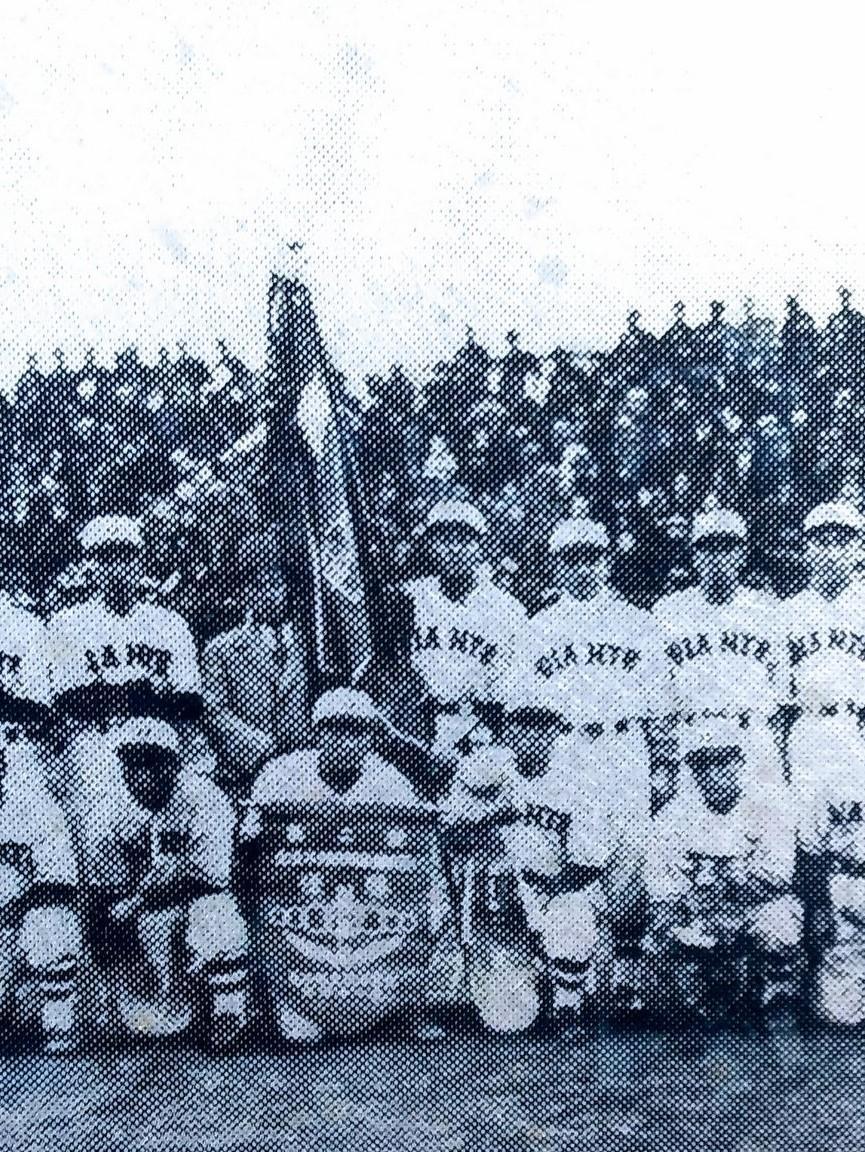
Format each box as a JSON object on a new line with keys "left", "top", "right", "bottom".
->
{"left": 7, "top": 287, "right": 865, "bottom": 636}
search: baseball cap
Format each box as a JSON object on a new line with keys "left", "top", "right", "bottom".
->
{"left": 691, "top": 509, "right": 748, "bottom": 545}
{"left": 421, "top": 499, "right": 488, "bottom": 536}
{"left": 311, "top": 688, "right": 386, "bottom": 729}
{"left": 115, "top": 716, "right": 180, "bottom": 753}
{"left": 548, "top": 516, "right": 610, "bottom": 553}
{"left": 78, "top": 514, "right": 144, "bottom": 553}
{"left": 804, "top": 500, "right": 865, "bottom": 534}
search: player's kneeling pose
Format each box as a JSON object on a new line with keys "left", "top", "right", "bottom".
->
{"left": 799, "top": 781, "right": 865, "bottom": 1026}
{"left": 240, "top": 689, "right": 451, "bottom": 1044}
{"left": 444, "top": 702, "right": 644, "bottom": 1036}
{"left": 0, "top": 747, "right": 82, "bottom": 1052}
{"left": 645, "top": 748, "right": 802, "bottom": 1031}
{"left": 80, "top": 718, "right": 248, "bottom": 1049}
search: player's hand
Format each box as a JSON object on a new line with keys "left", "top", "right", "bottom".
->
{"left": 140, "top": 856, "right": 182, "bottom": 892}
{"left": 110, "top": 895, "right": 143, "bottom": 921}
{"left": 670, "top": 922, "right": 718, "bottom": 950}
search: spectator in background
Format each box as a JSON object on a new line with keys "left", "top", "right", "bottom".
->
{"left": 201, "top": 538, "right": 308, "bottom": 794}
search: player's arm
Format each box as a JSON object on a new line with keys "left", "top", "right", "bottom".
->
{"left": 201, "top": 638, "right": 275, "bottom": 764}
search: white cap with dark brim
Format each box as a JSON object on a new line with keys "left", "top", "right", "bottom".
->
{"left": 691, "top": 509, "right": 748, "bottom": 544}
{"left": 422, "top": 499, "right": 488, "bottom": 536}
{"left": 78, "top": 514, "right": 144, "bottom": 552}
{"left": 312, "top": 688, "right": 388, "bottom": 729}
{"left": 114, "top": 716, "right": 179, "bottom": 753}
{"left": 804, "top": 500, "right": 865, "bottom": 534}
{"left": 548, "top": 517, "right": 610, "bottom": 553}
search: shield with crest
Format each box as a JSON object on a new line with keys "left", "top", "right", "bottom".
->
{"left": 253, "top": 799, "right": 444, "bottom": 1035}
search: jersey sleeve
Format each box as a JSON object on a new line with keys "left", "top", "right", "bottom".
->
{"left": 187, "top": 779, "right": 235, "bottom": 889}
{"left": 24, "top": 782, "right": 79, "bottom": 888}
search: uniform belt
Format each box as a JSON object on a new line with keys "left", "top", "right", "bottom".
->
{"left": 580, "top": 719, "right": 631, "bottom": 740}
{"left": 809, "top": 702, "right": 863, "bottom": 719}
{"left": 436, "top": 701, "right": 466, "bottom": 716}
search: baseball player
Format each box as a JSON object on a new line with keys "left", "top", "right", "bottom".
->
{"left": 0, "top": 544, "right": 83, "bottom": 1052}
{"left": 516, "top": 505, "right": 663, "bottom": 826}
{"left": 400, "top": 499, "right": 527, "bottom": 758}
{"left": 645, "top": 735, "right": 803, "bottom": 1029}
{"left": 79, "top": 717, "right": 248, "bottom": 1048}
{"left": 444, "top": 695, "right": 636, "bottom": 1036}
{"left": 652, "top": 508, "right": 788, "bottom": 799}
{"left": 241, "top": 689, "right": 452, "bottom": 1043}
{"left": 782, "top": 499, "right": 865, "bottom": 1023}
{"left": 47, "top": 514, "right": 204, "bottom": 804}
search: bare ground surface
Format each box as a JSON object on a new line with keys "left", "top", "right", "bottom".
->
{"left": 1, "top": 1028, "right": 862, "bottom": 1152}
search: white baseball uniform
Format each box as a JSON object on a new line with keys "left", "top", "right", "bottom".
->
{"left": 0, "top": 591, "right": 52, "bottom": 727}
{"left": 652, "top": 587, "right": 787, "bottom": 786}
{"left": 47, "top": 595, "right": 202, "bottom": 803}
{"left": 647, "top": 770, "right": 802, "bottom": 953}
{"left": 511, "top": 590, "right": 665, "bottom": 823}
{"left": 785, "top": 585, "right": 865, "bottom": 1022}
{"left": 781, "top": 585, "right": 865, "bottom": 791}
{"left": 80, "top": 766, "right": 246, "bottom": 1031}
{"left": 0, "top": 744, "right": 82, "bottom": 1035}
{"left": 402, "top": 569, "right": 526, "bottom": 754}
{"left": 445, "top": 738, "right": 632, "bottom": 1027}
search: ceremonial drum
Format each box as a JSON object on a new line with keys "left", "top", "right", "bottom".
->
{"left": 253, "top": 801, "right": 444, "bottom": 1035}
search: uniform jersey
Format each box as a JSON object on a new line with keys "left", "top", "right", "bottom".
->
{"left": 78, "top": 768, "right": 234, "bottom": 891}
{"left": 516, "top": 591, "right": 666, "bottom": 728}
{"left": 48, "top": 596, "right": 201, "bottom": 725}
{"left": 0, "top": 744, "right": 78, "bottom": 905}
{"left": 402, "top": 571, "right": 525, "bottom": 708}
{"left": 779, "top": 586, "right": 865, "bottom": 715}
{"left": 445, "top": 742, "right": 628, "bottom": 877}
{"left": 646, "top": 777, "right": 797, "bottom": 903}
{"left": 652, "top": 587, "right": 785, "bottom": 721}
{"left": 0, "top": 593, "right": 52, "bottom": 722}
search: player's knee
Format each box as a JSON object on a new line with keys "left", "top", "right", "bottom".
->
{"left": 470, "top": 946, "right": 541, "bottom": 1034}
{"left": 815, "top": 945, "right": 865, "bottom": 1025}
{"left": 186, "top": 892, "right": 248, "bottom": 968}
{"left": 18, "top": 906, "right": 82, "bottom": 973}
{"left": 748, "top": 895, "right": 802, "bottom": 953}
{"left": 830, "top": 874, "right": 865, "bottom": 921}
{"left": 538, "top": 890, "right": 601, "bottom": 965}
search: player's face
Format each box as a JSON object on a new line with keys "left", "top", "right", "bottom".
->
{"left": 692, "top": 536, "right": 746, "bottom": 600}
{"left": 555, "top": 546, "right": 609, "bottom": 599}
{"left": 501, "top": 711, "right": 565, "bottom": 776}
{"left": 426, "top": 526, "right": 483, "bottom": 584}
{"left": 317, "top": 719, "right": 379, "bottom": 783}
{"left": 93, "top": 544, "right": 144, "bottom": 608}
{"left": 118, "top": 744, "right": 180, "bottom": 813}
{"left": 806, "top": 525, "right": 863, "bottom": 596}
{"left": 689, "top": 751, "right": 743, "bottom": 814}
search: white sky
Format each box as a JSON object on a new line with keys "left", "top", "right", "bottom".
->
{"left": 1, "top": 0, "right": 864, "bottom": 389}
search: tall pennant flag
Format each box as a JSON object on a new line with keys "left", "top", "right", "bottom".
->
{"left": 266, "top": 273, "right": 374, "bottom": 689}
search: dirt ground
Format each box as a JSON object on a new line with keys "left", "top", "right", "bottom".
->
{"left": 1, "top": 1027, "right": 863, "bottom": 1152}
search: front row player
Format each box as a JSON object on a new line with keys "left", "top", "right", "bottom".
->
{"left": 0, "top": 748, "right": 82, "bottom": 1052}
{"left": 240, "top": 689, "right": 454, "bottom": 1044}
{"left": 646, "top": 735, "right": 802, "bottom": 1028}
{"left": 444, "top": 694, "right": 647, "bottom": 1036}
{"left": 80, "top": 718, "right": 248, "bottom": 1049}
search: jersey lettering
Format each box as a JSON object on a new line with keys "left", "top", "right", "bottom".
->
{"left": 536, "top": 641, "right": 641, "bottom": 679}
{"left": 126, "top": 642, "right": 173, "bottom": 678}
{"left": 828, "top": 801, "right": 864, "bottom": 826}
{"left": 0, "top": 652, "right": 22, "bottom": 679}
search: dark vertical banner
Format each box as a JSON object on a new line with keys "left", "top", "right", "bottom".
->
{"left": 265, "top": 273, "right": 374, "bottom": 692}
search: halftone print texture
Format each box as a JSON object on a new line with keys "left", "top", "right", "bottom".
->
{"left": 3, "top": 2, "right": 865, "bottom": 1149}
